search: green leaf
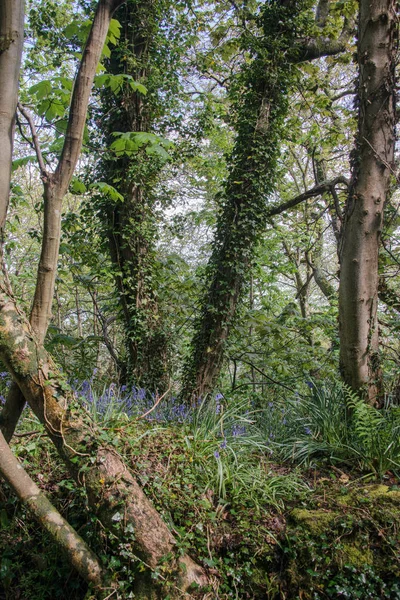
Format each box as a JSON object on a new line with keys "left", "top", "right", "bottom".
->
{"left": 29, "top": 80, "right": 52, "bottom": 99}
{"left": 70, "top": 178, "right": 87, "bottom": 195}
{"left": 90, "top": 182, "right": 124, "bottom": 202}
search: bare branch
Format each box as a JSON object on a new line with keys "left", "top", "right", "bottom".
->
{"left": 265, "top": 176, "right": 349, "bottom": 218}
{"left": 17, "top": 103, "right": 48, "bottom": 178}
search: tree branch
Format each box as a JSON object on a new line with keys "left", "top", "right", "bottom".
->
{"left": 55, "top": 0, "right": 126, "bottom": 193}
{"left": 0, "top": 430, "right": 105, "bottom": 589}
{"left": 17, "top": 103, "right": 48, "bottom": 179}
{"left": 265, "top": 176, "right": 349, "bottom": 218}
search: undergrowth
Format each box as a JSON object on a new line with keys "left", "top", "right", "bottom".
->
{"left": 1, "top": 377, "right": 399, "bottom": 598}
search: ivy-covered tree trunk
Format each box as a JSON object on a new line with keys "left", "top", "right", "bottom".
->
{"left": 97, "top": 0, "right": 169, "bottom": 391}
{"left": 338, "top": 0, "right": 397, "bottom": 404}
{"left": 181, "top": 0, "right": 348, "bottom": 402}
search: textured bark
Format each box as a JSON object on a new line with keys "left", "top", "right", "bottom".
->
{"left": 0, "top": 0, "right": 127, "bottom": 441}
{"left": 0, "top": 287, "right": 208, "bottom": 594}
{"left": 338, "top": 0, "right": 397, "bottom": 403}
{"left": 0, "top": 430, "right": 104, "bottom": 590}
{"left": 99, "top": 0, "right": 169, "bottom": 390}
{"left": 0, "top": 0, "right": 24, "bottom": 232}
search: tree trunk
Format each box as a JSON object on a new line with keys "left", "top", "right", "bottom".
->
{"left": 0, "top": 0, "right": 127, "bottom": 441}
{"left": 98, "top": 0, "right": 170, "bottom": 391}
{"left": 338, "top": 0, "right": 397, "bottom": 403}
{"left": 0, "top": 430, "right": 105, "bottom": 591}
{"left": 0, "top": 0, "right": 24, "bottom": 232}
{"left": 0, "top": 284, "right": 209, "bottom": 594}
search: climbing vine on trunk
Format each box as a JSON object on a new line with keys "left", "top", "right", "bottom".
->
{"left": 182, "top": 0, "right": 329, "bottom": 402}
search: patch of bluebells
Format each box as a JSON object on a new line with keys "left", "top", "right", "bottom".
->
{"left": 75, "top": 378, "right": 191, "bottom": 423}
{"left": 0, "top": 371, "right": 11, "bottom": 404}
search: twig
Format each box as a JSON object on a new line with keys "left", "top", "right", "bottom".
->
{"left": 14, "top": 430, "right": 41, "bottom": 438}
{"left": 137, "top": 386, "right": 171, "bottom": 420}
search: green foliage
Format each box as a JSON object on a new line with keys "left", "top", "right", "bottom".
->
{"left": 109, "top": 131, "right": 173, "bottom": 161}
{"left": 185, "top": 396, "right": 305, "bottom": 505}
{"left": 261, "top": 381, "right": 400, "bottom": 475}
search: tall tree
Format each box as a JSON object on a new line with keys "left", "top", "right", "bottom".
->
{"left": 338, "top": 0, "right": 397, "bottom": 404}
{"left": 0, "top": 0, "right": 129, "bottom": 441}
{"left": 95, "top": 0, "right": 174, "bottom": 390}
{"left": 182, "top": 0, "right": 352, "bottom": 402}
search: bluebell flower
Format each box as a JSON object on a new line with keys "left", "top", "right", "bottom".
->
{"left": 220, "top": 439, "right": 227, "bottom": 449}
{"left": 232, "top": 424, "right": 246, "bottom": 437}
{"left": 0, "top": 372, "right": 8, "bottom": 378}
{"left": 306, "top": 381, "right": 313, "bottom": 389}
{"left": 305, "top": 426, "right": 312, "bottom": 435}
{"left": 268, "top": 402, "right": 274, "bottom": 409}
{"left": 214, "top": 450, "right": 220, "bottom": 459}
{"left": 215, "top": 392, "right": 223, "bottom": 401}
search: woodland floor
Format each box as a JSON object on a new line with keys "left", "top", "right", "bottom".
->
{"left": 0, "top": 410, "right": 399, "bottom": 600}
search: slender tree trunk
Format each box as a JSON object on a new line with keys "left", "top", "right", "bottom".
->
{"left": 0, "top": 283, "right": 209, "bottom": 594}
{"left": 0, "top": 0, "right": 127, "bottom": 441}
{"left": 338, "top": 0, "right": 397, "bottom": 404}
{"left": 0, "top": 430, "right": 105, "bottom": 590}
{"left": 0, "top": 0, "right": 24, "bottom": 232}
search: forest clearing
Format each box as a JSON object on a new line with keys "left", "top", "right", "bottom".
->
{"left": 0, "top": 0, "right": 399, "bottom": 598}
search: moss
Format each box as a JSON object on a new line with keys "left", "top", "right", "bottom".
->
{"left": 290, "top": 508, "right": 338, "bottom": 534}
{"left": 340, "top": 542, "right": 373, "bottom": 568}
{"left": 363, "top": 484, "right": 400, "bottom": 503}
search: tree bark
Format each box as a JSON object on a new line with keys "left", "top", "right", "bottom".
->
{"left": 0, "top": 430, "right": 105, "bottom": 591}
{"left": 98, "top": 0, "right": 170, "bottom": 391}
{"left": 338, "top": 0, "right": 397, "bottom": 404}
{"left": 0, "top": 0, "right": 24, "bottom": 232}
{"left": 0, "top": 284, "right": 209, "bottom": 594}
{"left": 0, "top": 0, "right": 127, "bottom": 441}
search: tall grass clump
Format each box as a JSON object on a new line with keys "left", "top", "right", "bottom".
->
{"left": 185, "top": 395, "right": 305, "bottom": 506}
{"left": 263, "top": 381, "right": 400, "bottom": 475}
